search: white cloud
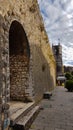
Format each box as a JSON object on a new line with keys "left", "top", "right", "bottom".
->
{"left": 38, "top": 0, "right": 73, "bottom": 66}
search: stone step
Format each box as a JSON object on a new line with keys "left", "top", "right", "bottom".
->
{"left": 13, "top": 106, "right": 40, "bottom": 130}
{"left": 10, "top": 102, "right": 35, "bottom": 126}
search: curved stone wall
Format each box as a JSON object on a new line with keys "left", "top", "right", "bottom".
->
{"left": 0, "top": 0, "right": 56, "bottom": 103}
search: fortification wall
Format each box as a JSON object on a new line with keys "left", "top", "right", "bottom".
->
{"left": 0, "top": 0, "right": 56, "bottom": 103}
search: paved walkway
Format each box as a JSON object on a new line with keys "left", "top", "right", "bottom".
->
{"left": 29, "top": 86, "right": 73, "bottom": 130}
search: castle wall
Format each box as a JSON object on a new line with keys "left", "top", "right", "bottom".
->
{"left": 0, "top": 0, "right": 56, "bottom": 103}
{"left": 0, "top": 1, "right": 56, "bottom": 128}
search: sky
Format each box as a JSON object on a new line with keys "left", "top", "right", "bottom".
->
{"left": 38, "top": 0, "right": 73, "bottom": 66}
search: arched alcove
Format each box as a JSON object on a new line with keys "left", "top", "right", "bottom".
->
{"left": 9, "top": 20, "right": 30, "bottom": 101}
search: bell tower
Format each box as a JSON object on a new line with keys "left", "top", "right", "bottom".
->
{"left": 52, "top": 40, "right": 63, "bottom": 76}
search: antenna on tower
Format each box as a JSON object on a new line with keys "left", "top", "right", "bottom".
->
{"left": 58, "top": 38, "right": 60, "bottom": 45}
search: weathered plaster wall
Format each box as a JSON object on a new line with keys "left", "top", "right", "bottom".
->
{"left": 0, "top": 0, "right": 56, "bottom": 102}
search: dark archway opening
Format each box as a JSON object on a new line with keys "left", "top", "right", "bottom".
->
{"left": 9, "top": 20, "right": 30, "bottom": 101}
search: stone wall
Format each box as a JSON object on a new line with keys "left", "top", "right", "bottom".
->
{"left": 0, "top": 14, "right": 10, "bottom": 129}
{"left": 0, "top": 0, "right": 56, "bottom": 102}
{"left": 0, "top": 0, "right": 56, "bottom": 128}
{"left": 10, "top": 55, "right": 29, "bottom": 101}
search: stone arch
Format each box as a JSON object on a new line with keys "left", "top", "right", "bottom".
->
{"left": 9, "top": 20, "right": 30, "bottom": 101}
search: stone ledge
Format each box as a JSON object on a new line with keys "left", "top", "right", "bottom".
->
{"left": 12, "top": 105, "right": 40, "bottom": 130}
{"left": 10, "top": 102, "right": 34, "bottom": 126}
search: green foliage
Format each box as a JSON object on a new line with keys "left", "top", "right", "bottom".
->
{"left": 71, "top": 71, "right": 73, "bottom": 76}
{"left": 65, "top": 80, "right": 73, "bottom": 92}
{"left": 65, "top": 72, "right": 73, "bottom": 80}
{"left": 71, "top": 76, "right": 73, "bottom": 80}
{"left": 65, "top": 72, "right": 72, "bottom": 80}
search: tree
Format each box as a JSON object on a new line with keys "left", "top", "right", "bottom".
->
{"left": 71, "top": 71, "right": 73, "bottom": 76}
{"left": 65, "top": 72, "right": 72, "bottom": 80}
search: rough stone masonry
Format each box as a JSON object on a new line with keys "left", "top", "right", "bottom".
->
{"left": 0, "top": 0, "right": 56, "bottom": 129}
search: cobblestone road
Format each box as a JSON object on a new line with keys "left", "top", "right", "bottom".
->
{"left": 29, "top": 86, "right": 73, "bottom": 130}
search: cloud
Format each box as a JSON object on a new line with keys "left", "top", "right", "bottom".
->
{"left": 38, "top": 0, "right": 73, "bottom": 66}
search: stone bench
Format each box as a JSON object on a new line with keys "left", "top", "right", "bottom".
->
{"left": 43, "top": 92, "right": 52, "bottom": 99}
